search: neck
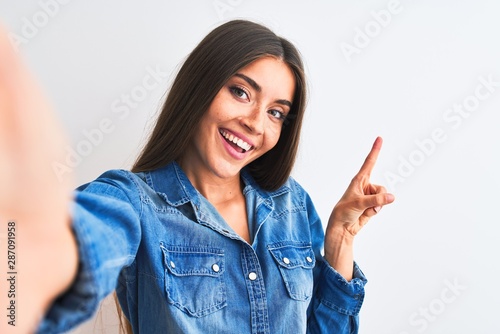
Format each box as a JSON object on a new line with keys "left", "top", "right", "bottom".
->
{"left": 195, "top": 174, "right": 243, "bottom": 205}
{"left": 178, "top": 164, "right": 243, "bottom": 206}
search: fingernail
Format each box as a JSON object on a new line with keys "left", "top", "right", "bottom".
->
{"left": 374, "top": 206, "right": 382, "bottom": 213}
{"left": 386, "top": 194, "right": 395, "bottom": 202}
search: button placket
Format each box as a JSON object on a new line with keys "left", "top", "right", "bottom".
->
{"left": 241, "top": 246, "right": 270, "bottom": 333}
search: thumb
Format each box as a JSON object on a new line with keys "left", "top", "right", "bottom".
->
{"left": 362, "top": 193, "right": 395, "bottom": 216}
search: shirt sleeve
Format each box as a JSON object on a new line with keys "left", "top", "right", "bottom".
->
{"left": 303, "top": 189, "right": 368, "bottom": 334}
{"left": 36, "top": 170, "right": 143, "bottom": 334}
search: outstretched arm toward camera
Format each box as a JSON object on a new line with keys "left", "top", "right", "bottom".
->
{"left": 324, "top": 137, "right": 395, "bottom": 281}
{"left": 0, "top": 26, "right": 78, "bottom": 333}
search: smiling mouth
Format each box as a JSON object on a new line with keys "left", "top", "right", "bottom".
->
{"left": 219, "top": 129, "right": 253, "bottom": 153}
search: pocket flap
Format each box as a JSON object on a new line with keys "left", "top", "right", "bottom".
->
{"left": 268, "top": 242, "right": 316, "bottom": 269}
{"left": 161, "top": 244, "right": 225, "bottom": 277}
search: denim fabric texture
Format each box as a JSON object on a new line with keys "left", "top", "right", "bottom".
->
{"left": 37, "top": 162, "right": 367, "bottom": 334}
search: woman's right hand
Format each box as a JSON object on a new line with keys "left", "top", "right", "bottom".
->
{"left": 0, "top": 25, "right": 78, "bottom": 333}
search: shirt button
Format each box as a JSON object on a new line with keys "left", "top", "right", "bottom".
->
{"left": 170, "top": 261, "right": 176, "bottom": 269}
{"left": 248, "top": 272, "right": 257, "bottom": 281}
{"left": 306, "top": 256, "right": 313, "bottom": 263}
{"left": 212, "top": 264, "right": 220, "bottom": 273}
{"left": 283, "top": 257, "right": 290, "bottom": 265}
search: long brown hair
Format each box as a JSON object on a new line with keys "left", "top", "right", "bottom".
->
{"left": 132, "top": 19, "right": 307, "bottom": 191}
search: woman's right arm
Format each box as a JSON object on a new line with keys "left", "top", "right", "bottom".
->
{"left": 0, "top": 25, "right": 78, "bottom": 333}
{"left": 0, "top": 26, "right": 144, "bottom": 333}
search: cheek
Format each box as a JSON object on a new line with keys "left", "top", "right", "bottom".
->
{"left": 264, "top": 126, "right": 282, "bottom": 149}
{"left": 209, "top": 91, "right": 236, "bottom": 121}
{"left": 210, "top": 105, "right": 232, "bottom": 124}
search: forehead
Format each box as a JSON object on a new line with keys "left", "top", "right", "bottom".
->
{"left": 235, "top": 56, "right": 295, "bottom": 102}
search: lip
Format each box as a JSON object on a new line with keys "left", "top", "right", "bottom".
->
{"left": 218, "top": 128, "right": 255, "bottom": 160}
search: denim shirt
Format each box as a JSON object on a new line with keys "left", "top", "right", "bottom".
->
{"left": 37, "top": 162, "right": 367, "bottom": 334}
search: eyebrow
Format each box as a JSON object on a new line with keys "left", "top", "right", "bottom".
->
{"left": 276, "top": 99, "right": 292, "bottom": 108}
{"left": 234, "top": 73, "right": 261, "bottom": 92}
{"left": 234, "top": 73, "right": 293, "bottom": 108}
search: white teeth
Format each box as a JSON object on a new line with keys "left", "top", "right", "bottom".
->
{"left": 220, "top": 130, "right": 252, "bottom": 152}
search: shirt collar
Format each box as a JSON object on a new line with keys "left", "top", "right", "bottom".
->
{"left": 142, "top": 161, "right": 199, "bottom": 207}
{"left": 240, "top": 168, "right": 291, "bottom": 205}
{"left": 143, "top": 161, "right": 291, "bottom": 208}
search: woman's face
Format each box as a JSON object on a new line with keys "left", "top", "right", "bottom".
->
{"left": 181, "top": 56, "right": 295, "bottom": 182}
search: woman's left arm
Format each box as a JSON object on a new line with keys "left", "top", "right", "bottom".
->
{"left": 306, "top": 137, "right": 395, "bottom": 333}
{"left": 324, "top": 136, "right": 395, "bottom": 281}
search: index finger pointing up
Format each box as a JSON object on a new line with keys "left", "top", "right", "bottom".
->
{"left": 357, "top": 136, "right": 383, "bottom": 176}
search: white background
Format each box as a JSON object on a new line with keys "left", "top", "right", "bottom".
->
{"left": 1, "top": 1, "right": 499, "bottom": 333}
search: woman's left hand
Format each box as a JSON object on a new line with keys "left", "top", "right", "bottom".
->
{"left": 324, "top": 137, "right": 395, "bottom": 280}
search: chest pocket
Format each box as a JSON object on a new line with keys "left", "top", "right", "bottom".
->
{"left": 160, "top": 244, "right": 227, "bottom": 317}
{"left": 268, "top": 242, "right": 316, "bottom": 301}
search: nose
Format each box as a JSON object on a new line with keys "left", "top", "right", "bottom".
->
{"left": 240, "top": 104, "right": 265, "bottom": 135}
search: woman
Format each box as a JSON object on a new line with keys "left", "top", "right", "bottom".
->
{"left": 0, "top": 20, "right": 394, "bottom": 333}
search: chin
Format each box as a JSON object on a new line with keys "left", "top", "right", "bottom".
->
{"left": 211, "top": 159, "right": 248, "bottom": 179}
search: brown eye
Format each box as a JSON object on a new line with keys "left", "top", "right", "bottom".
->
{"left": 268, "top": 109, "right": 286, "bottom": 121}
{"left": 230, "top": 86, "right": 249, "bottom": 100}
